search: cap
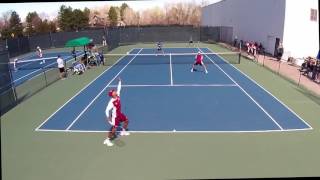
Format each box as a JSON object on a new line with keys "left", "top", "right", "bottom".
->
{"left": 108, "top": 89, "right": 115, "bottom": 97}
{"left": 198, "top": 51, "right": 201, "bottom": 54}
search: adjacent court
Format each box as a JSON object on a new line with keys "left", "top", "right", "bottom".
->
{"left": 35, "top": 47, "right": 312, "bottom": 132}
{"left": 9, "top": 50, "right": 84, "bottom": 87}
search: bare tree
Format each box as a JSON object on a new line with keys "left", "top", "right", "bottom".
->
{"left": 39, "top": 12, "right": 50, "bottom": 20}
{"left": 123, "top": 7, "right": 139, "bottom": 26}
{"left": 0, "top": 10, "right": 13, "bottom": 28}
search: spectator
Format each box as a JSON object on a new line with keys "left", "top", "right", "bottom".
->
{"left": 246, "top": 42, "right": 250, "bottom": 55}
{"left": 233, "top": 36, "right": 238, "bottom": 47}
{"left": 102, "top": 35, "right": 107, "bottom": 46}
{"left": 258, "top": 43, "right": 264, "bottom": 55}
{"left": 82, "top": 52, "right": 88, "bottom": 68}
{"left": 72, "top": 61, "right": 86, "bottom": 75}
{"left": 276, "top": 42, "right": 284, "bottom": 61}
{"left": 71, "top": 47, "right": 76, "bottom": 61}
{"left": 310, "top": 59, "right": 317, "bottom": 79}
{"left": 240, "top": 40, "right": 244, "bottom": 50}
{"left": 93, "top": 52, "right": 101, "bottom": 66}
{"left": 300, "top": 58, "right": 309, "bottom": 75}
{"left": 315, "top": 61, "right": 320, "bottom": 83}
{"left": 251, "top": 43, "right": 257, "bottom": 56}
{"left": 99, "top": 52, "right": 105, "bottom": 66}
{"left": 57, "top": 55, "right": 66, "bottom": 80}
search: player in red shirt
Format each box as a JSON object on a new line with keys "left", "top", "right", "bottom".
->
{"left": 191, "top": 51, "right": 208, "bottom": 74}
{"left": 103, "top": 78, "right": 130, "bottom": 146}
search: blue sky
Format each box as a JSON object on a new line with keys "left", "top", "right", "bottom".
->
{"left": 0, "top": 0, "right": 221, "bottom": 21}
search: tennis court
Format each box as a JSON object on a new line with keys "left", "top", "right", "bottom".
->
{"left": 9, "top": 50, "right": 84, "bottom": 87}
{"left": 35, "top": 47, "right": 312, "bottom": 133}
{"left": 2, "top": 42, "right": 320, "bottom": 180}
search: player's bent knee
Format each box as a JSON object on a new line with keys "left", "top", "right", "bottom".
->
{"left": 110, "top": 126, "right": 117, "bottom": 132}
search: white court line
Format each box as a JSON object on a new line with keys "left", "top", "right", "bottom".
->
{"left": 169, "top": 53, "right": 173, "bottom": 85}
{"left": 141, "top": 47, "right": 198, "bottom": 50}
{"left": 198, "top": 48, "right": 284, "bottom": 130}
{"left": 106, "top": 84, "right": 237, "bottom": 87}
{"left": 35, "top": 49, "right": 135, "bottom": 131}
{"left": 65, "top": 48, "right": 143, "bottom": 130}
{"left": 35, "top": 128, "right": 312, "bottom": 133}
{"left": 205, "top": 47, "right": 313, "bottom": 130}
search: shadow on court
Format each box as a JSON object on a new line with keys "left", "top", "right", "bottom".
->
{"left": 113, "top": 139, "right": 126, "bottom": 147}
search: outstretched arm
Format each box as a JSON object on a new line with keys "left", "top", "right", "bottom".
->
{"left": 117, "top": 78, "right": 122, "bottom": 96}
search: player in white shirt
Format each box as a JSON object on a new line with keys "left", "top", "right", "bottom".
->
{"left": 56, "top": 55, "right": 65, "bottom": 79}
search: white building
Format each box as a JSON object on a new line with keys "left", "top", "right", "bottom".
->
{"left": 202, "top": 0, "right": 319, "bottom": 60}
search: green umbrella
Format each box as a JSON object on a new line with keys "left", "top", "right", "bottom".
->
{"left": 64, "top": 37, "right": 92, "bottom": 47}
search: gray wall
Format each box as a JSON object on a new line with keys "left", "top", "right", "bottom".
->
{"left": 202, "top": 0, "right": 286, "bottom": 54}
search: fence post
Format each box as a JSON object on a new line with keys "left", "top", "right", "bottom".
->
{"left": 43, "top": 68, "right": 48, "bottom": 87}
{"left": 17, "top": 38, "right": 21, "bottom": 55}
{"left": 49, "top": 32, "right": 53, "bottom": 48}
{"left": 277, "top": 60, "right": 281, "bottom": 74}
{"left": 4, "top": 50, "right": 18, "bottom": 103}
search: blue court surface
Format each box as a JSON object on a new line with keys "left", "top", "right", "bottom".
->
{"left": 9, "top": 51, "right": 84, "bottom": 87}
{"left": 36, "top": 47, "right": 312, "bottom": 133}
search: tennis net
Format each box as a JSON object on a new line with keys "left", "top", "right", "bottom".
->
{"left": 7, "top": 56, "right": 73, "bottom": 71}
{"left": 103, "top": 52, "right": 241, "bottom": 66}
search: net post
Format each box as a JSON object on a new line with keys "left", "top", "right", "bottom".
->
{"left": 43, "top": 67, "right": 48, "bottom": 87}
{"left": 7, "top": 61, "right": 18, "bottom": 103}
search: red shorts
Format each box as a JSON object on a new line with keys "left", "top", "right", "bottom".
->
{"left": 114, "top": 113, "right": 128, "bottom": 127}
{"left": 194, "top": 61, "right": 203, "bottom": 65}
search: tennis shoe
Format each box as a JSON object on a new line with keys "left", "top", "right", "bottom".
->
{"left": 103, "top": 138, "right": 114, "bottom": 146}
{"left": 120, "top": 130, "right": 130, "bottom": 136}
{"left": 191, "top": 68, "right": 194, "bottom": 72}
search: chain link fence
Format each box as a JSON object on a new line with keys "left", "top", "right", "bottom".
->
{"left": 3, "top": 25, "right": 233, "bottom": 58}
{"left": 0, "top": 50, "right": 16, "bottom": 116}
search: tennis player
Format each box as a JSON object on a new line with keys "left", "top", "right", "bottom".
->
{"left": 13, "top": 58, "right": 18, "bottom": 71}
{"left": 191, "top": 51, "right": 208, "bottom": 74}
{"left": 37, "top": 46, "right": 45, "bottom": 64}
{"left": 156, "top": 41, "right": 164, "bottom": 56}
{"left": 57, "top": 55, "right": 65, "bottom": 80}
{"left": 104, "top": 78, "right": 130, "bottom": 146}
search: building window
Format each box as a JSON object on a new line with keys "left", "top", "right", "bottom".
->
{"left": 310, "top": 9, "right": 317, "bottom": 21}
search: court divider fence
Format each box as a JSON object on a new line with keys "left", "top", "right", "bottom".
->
{"left": 0, "top": 25, "right": 233, "bottom": 58}
{"left": 0, "top": 49, "right": 16, "bottom": 116}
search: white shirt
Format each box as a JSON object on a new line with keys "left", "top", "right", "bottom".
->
{"left": 57, "top": 58, "right": 64, "bottom": 68}
{"left": 37, "top": 48, "right": 42, "bottom": 57}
